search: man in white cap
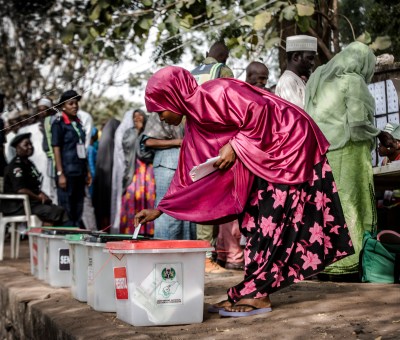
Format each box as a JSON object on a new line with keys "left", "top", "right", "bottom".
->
{"left": 37, "top": 98, "right": 53, "bottom": 119}
{"left": 275, "top": 35, "right": 318, "bottom": 109}
{"left": 38, "top": 98, "right": 60, "bottom": 203}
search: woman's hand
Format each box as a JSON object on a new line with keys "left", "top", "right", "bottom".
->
{"left": 135, "top": 209, "right": 162, "bottom": 226}
{"left": 86, "top": 171, "right": 92, "bottom": 186}
{"left": 214, "top": 142, "right": 236, "bottom": 170}
{"left": 38, "top": 192, "right": 52, "bottom": 204}
{"left": 58, "top": 173, "right": 67, "bottom": 190}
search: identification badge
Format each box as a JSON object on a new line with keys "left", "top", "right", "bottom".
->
{"left": 76, "top": 143, "right": 86, "bottom": 159}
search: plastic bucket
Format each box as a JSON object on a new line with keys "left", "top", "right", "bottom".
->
{"left": 106, "top": 240, "right": 213, "bottom": 326}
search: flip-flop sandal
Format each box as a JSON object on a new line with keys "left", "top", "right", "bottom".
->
{"left": 208, "top": 305, "right": 224, "bottom": 313}
{"left": 207, "top": 301, "right": 232, "bottom": 313}
{"left": 219, "top": 304, "right": 272, "bottom": 317}
{"left": 378, "top": 230, "right": 400, "bottom": 244}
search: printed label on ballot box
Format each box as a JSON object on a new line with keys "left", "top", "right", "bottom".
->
{"left": 114, "top": 267, "right": 129, "bottom": 300}
{"left": 155, "top": 263, "right": 183, "bottom": 305}
{"left": 59, "top": 248, "right": 70, "bottom": 271}
{"left": 33, "top": 241, "right": 38, "bottom": 266}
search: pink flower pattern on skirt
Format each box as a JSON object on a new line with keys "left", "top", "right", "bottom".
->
{"left": 227, "top": 158, "right": 354, "bottom": 303}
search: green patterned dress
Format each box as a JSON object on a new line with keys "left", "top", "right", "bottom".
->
{"left": 305, "top": 42, "right": 379, "bottom": 274}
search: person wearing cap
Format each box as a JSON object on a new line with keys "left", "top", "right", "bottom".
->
{"left": 379, "top": 122, "right": 400, "bottom": 165}
{"left": 1, "top": 133, "right": 66, "bottom": 225}
{"left": 38, "top": 98, "right": 59, "bottom": 203}
{"left": 305, "top": 42, "right": 396, "bottom": 281}
{"left": 275, "top": 35, "right": 317, "bottom": 109}
{"left": 51, "top": 90, "right": 90, "bottom": 228}
{"left": 37, "top": 98, "right": 53, "bottom": 120}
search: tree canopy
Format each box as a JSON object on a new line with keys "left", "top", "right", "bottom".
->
{"left": 0, "top": 0, "right": 397, "bottom": 125}
{"left": 74, "top": 0, "right": 394, "bottom": 65}
{"left": 0, "top": 0, "right": 130, "bottom": 123}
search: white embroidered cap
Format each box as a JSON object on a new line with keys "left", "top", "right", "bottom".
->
{"left": 37, "top": 98, "right": 52, "bottom": 108}
{"left": 384, "top": 122, "right": 400, "bottom": 140}
{"left": 286, "top": 35, "right": 318, "bottom": 52}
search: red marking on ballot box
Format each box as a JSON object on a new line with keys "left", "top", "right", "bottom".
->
{"left": 114, "top": 267, "right": 128, "bottom": 300}
{"left": 33, "top": 242, "right": 38, "bottom": 266}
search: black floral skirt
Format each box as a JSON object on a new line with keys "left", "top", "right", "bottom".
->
{"left": 227, "top": 158, "right": 354, "bottom": 302}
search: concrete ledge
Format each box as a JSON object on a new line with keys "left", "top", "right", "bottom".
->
{"left": 0, "top": 240, "right": 399, "bottom": 339}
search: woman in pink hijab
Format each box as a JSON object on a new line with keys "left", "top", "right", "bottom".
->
{"left": 135, "top": 66, "right": 354, "bottom": 317}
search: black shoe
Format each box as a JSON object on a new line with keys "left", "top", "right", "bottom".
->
{"left": 216, "top": 259, "right": 226, "bottom": 268}
{"left": 317, "top": 273, "right": 360, "bottom": 283}
{"left": 225, "top": 262, "right": 244, "bottom": 270}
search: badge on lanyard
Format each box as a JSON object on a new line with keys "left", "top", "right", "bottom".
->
{"left": 71, "top": 121, "right": 87, "bottom": 159}
{"left": 76, "top": 143, "right": 86, "bottom": 159}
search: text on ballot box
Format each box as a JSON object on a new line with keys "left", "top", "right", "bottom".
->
{"left": 114, "top": 267, "right": 129, "bottom": 300}
{"left": 59, "top": 248, "right": 71, "bottom": 271}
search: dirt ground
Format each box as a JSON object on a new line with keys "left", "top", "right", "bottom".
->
{"left": 1, "top": 238, "right": 399, "bottom": 340}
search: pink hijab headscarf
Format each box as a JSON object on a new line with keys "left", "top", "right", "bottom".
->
{"left": 145, "top": 66, "right": 329, "bottom": 223}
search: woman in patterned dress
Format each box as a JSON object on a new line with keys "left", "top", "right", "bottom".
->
{"left": 119, "top": 110, "right": 155, "bottom": 236}
{"left": 305, "top": 42, "right": 396, "bottom": 280}
{"left": 135, "top": 66, "right": 357, "bottom": 317}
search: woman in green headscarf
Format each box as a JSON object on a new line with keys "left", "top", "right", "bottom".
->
{"left": 305, "top": 41, "right": 395, "bottom": 280}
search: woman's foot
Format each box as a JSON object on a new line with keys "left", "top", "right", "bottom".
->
{"left": 224, "top": 297, "right": 272, "bottom": 313}
{"left": 208, "top": 299, "right": 233, "bottom": 313}
{"left": 219, "top": 297, "right": 272, "bottom": 317}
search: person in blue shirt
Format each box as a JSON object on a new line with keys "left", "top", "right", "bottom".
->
{"left": 51, "top": 90, "right": 90, "bottom": 227}
{"left": 87, "top": 127, "right": 98, "bottom": 197}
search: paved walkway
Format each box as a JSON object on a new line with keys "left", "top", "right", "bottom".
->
{"left": 0, "top": 238, "right": 399, "bottom": 339}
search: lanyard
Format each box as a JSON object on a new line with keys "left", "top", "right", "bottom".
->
{"left": 71, "top": 121, "right": 83, "bottom": 143}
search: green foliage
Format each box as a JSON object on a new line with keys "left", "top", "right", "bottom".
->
{"left": 3, "top": 0, "right": 399, "bottom": 120}
{"left": 340, "top": 0, "right": 396, "bottom": 55}
{"left": 152, "top": 36, "right": 184, "bottom": 64}
{"left": 0, "top": 0, "right": 135, "bottom": 118}
{"left": 339, "top": 0, "right": 373, "bottom": 44}
{"left": 365, "top": 1, "right": 400, "bottom": 57}
{"left": 68, "top": 0, "right": 324, "bottom": 64}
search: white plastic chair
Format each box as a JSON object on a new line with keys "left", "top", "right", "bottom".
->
{"left": 0, "top": 194, "right": 42, "bottom": 260}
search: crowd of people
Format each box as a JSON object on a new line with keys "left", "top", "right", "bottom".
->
{"left": 0, "top": 36, "right": 397, "bottom": 317}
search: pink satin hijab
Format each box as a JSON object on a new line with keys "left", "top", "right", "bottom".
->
{"left": 145, "top": 66, "right": 329, "bottom": 223}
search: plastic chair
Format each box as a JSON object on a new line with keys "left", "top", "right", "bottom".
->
{"left": 0, "top": 194, "right": 42, "bottom": 260}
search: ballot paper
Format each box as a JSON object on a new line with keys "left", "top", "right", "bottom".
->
{"left": 189, "top": 156, "right": 220, "bottom": 182}
{"left": 132, "top": 223, "right": 141, "bottom": 239}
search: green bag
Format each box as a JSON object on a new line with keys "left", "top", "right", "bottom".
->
{"left": 360, "top": 230, "right": 400, "bottom": 283}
